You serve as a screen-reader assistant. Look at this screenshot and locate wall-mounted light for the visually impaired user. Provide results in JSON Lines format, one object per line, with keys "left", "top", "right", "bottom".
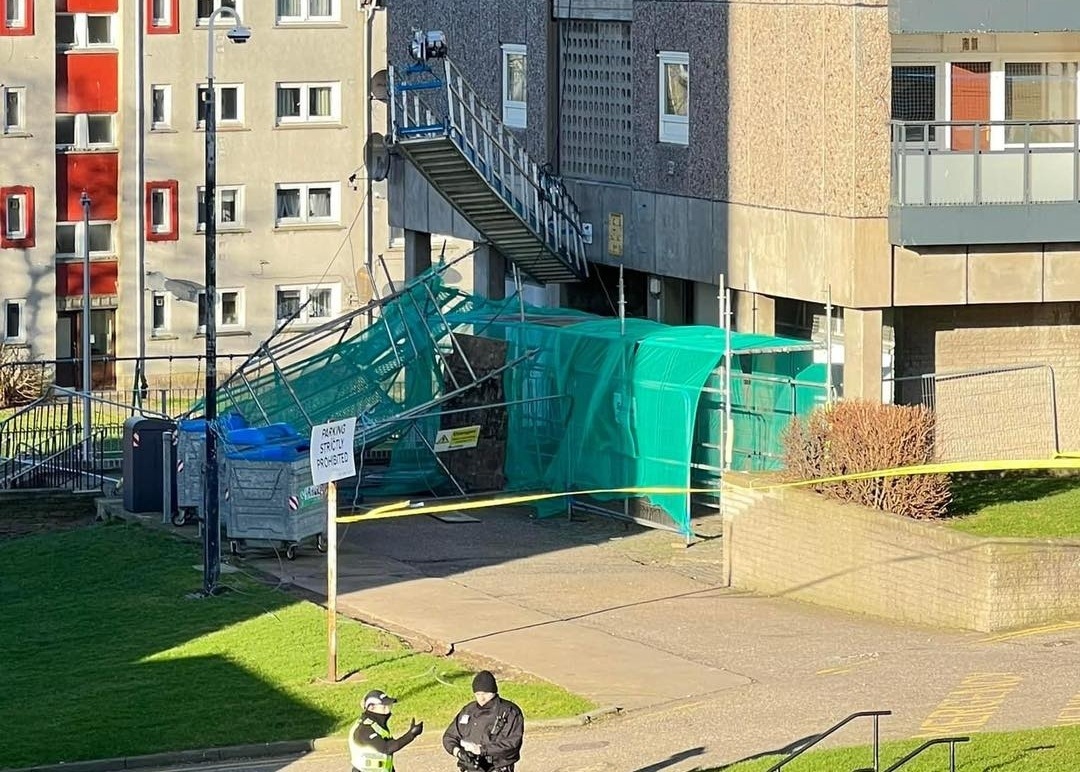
{"left": 648, "top": 276, "right": 662, "bottom": 298}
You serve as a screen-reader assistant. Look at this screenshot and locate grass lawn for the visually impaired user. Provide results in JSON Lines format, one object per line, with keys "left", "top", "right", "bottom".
{"left": 0, "top": 522, "right": 593, "bottom": 769}
{"left": 945, "top": 474, "right": 1080, "bottom": 538}
{"left": 718, "top": 725, "right": 1080, "bottom": 771}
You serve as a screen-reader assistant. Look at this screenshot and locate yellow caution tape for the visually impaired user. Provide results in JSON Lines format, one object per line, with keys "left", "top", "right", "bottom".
{"left": 336, "top": 453, "right": 1080, "bottom": 523}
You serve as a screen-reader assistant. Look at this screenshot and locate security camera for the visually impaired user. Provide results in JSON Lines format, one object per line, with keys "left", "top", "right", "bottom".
{"left": 226, "top": 25, "right": 252, "bottom": 44}
{"left": 409, "top": 29, "right": 448, "bottom": 62}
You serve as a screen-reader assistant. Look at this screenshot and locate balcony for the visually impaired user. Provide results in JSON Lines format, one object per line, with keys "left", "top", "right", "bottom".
{"left": 890, "top": 120, "right": 1080, "bottom": 247}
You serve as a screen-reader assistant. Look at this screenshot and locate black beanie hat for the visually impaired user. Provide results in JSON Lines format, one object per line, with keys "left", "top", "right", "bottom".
{"left": 472, "top": 670, "right": 498, "bottom": 693}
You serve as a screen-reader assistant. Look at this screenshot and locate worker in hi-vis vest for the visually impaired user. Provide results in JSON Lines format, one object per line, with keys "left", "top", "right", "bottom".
{"left": 348, "top": 690, "right": 424, "bottom": 771}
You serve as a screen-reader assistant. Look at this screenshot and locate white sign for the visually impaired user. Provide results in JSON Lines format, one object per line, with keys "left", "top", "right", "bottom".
{"left": 310, "top": 417, "right": 357, "bottom": 485}
{"left": 434, "top": 425, "right": 481, "bottom": 453}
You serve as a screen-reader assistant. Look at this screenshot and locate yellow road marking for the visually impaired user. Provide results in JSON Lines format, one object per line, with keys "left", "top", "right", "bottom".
{"left": 913, "top": 672, "right": 1022, "bottom": 738}
{"left": 982, "top": 620, "right": 1080, "bottom": 644}
{"left": 815, "top": 666, "right": 854, "bottom": 676}
{"left": 1057, "top": 693, "right": 1080, "bottom": 726}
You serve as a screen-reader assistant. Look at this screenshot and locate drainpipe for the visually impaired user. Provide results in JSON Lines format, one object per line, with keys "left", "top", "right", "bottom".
{"left": 134, "top": 0, "right": 147, "bottom": 396}
{"left": 364, "top": 2, "right": 376, "bottom": 326}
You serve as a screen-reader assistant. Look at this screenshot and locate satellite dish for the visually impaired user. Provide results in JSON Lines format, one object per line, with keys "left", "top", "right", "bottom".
{"left": 370, "top": 69, "right": 389, "bottom": 102}
{"left": 366, "top": 133, "right": 390, "bottom": 182}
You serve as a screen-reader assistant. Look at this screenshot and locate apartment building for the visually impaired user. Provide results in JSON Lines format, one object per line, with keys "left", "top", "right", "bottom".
{"left": 384, "top": 0, "right": 1080, "bottom": 446}
{"left": 0, "top": 0, "right": 411, "bottom": 390}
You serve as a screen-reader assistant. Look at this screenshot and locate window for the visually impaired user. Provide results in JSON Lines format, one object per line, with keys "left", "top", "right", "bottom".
{"left": 500, "top": 44, "right": 527, "bottom": 129}
{"left": 196, "top": 185, "right": 244, "bottom": 230}
{"left": 891, "top": 65, "right": 938, "bottom": 143}
{"left": 147, "top": 0, "right": 179, "bottom": 34}
{"left": 55, "top": 114, "right": 115, "bottom": 150}
{"left": 2, "top": 86, "right": 24, "bottom": 134}
{"left": 3, "top": 299, "right": 25, "bottom": 342}
{"left": 1005, "top": 62, "right": 1078, "bottom": 145}
{"left": 389, "top": 225, "right": 404, "bottom": 248}
{"left": 275, "top": 182, "right": 340, "bottom": 226}
{"left": 150, "top": 85, "right": 172, "bottom": 129}
{"left": 196, "top": 84, "right": 243, "bottom": 127}
{"left": 151, "top": 0, "right": 170, "bottom": 27}
{"left": 197, "top": 0, "right": 239, "bottom": 24}
{"left": 151, "top": 292, "right": 169, "bottom": 334}
{"left": 56, "top": 13, "right": 117, "bottom": 49}
{"left": 276, "top": 284, "right": 341, "bottom": 326}
{"left": 55, "top": 222, "right": 113, "bottom": 256}
{"left": 658, "top": 51, "right": 689, "bottom": 145}
{"left": 146, "top": 180, "right": 179, "bottom": 241}
{"left": 2, "top": 0, "right": 31, "bottom": 34}
{"left": 0, "top": 186, "right": 33, "bottom": 248}
{"left": 276, "top": 0, "right": 336, "bottom": 23}
{"left": 197, "top": 289, "right": 244, "bottom": 332}
{"left": 275, "top": 82, "right": 341, "bottom": 125}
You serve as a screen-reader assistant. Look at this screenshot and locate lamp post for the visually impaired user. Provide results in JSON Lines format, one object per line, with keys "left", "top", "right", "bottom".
{"left": 80, "top": 191, "right": 92, "bottom": 469}
{"left": 202, "top": 7, "right": 251, "bottom": 597}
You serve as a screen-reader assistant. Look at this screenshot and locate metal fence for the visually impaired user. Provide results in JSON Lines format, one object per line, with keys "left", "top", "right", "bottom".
{"left": 887, "top": 364, "right": 1059, "bottom": 462}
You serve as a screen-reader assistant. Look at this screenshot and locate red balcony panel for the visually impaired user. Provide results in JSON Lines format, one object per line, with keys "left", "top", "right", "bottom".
{"left": 56, "top": 259, "right": 118, "bottom": 297}
{"left": 56, "top": 52, "right": 119, "bottom": 114}
{"left": 56, "top": 0, "right": 119, "bottom": 12}
{"left": 56, "top": 153, "right": 119, "bottom": 221}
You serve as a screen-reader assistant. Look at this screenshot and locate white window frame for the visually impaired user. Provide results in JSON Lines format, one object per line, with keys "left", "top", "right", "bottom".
{"left": 3, "top": 298, "right": 26, "bottom": 343}
{"left": 892, "top": 51, "right": 1080, "bottom": 150}
{"left": 501, "top": 43, "right": 527, "bottom": 129}
{"left": 196, "top": 185, "right": 245, "bottom": 231}
{"left": 196, "top": 84, "right": 244, "bottom": 127}
{"left": 2, "top": 86, "right": 26, "bottom": 134}
{"left": 275, "top": 82, "right": 342, "bottom": 125}
{"left": 890, "top": 61, "right": 946, "bottom": 148}
{"left": 658, "top": 51, "right": 689, "bottom": 145}
{"left": 4, "top": 191, "right": 27, "bottom": 239}
{"left": 150, "top": 0, "right": 172, "bottom": 28}
{"left": 197, "top": 288, "right": 245, "bottom": 332}
{"left": 275, "top": 0, "right": 338, "bottom": 24}
{"left": 274, "top": 283, "right": 341, "bottom": 326}
{"left": 150, "top": 85, "right": 172, "bottom": 130}
{"left": 55, "top": 113, "right": 116, "bottom": 151}
{"left": 55, "top": 221, "right": 114, "bottom": 257}
{"left": 196, "top": 0, "right": 241, "bottom": 26}
{"left": 56, "top": 13, "right": 118, "bottom": 50}
{"left": 150, "top": 187, "right": 173, "bottom": 234}
{"left": 274, "top": 182, "right": 341, "bottom": 226}
{"left": 151, "top": 292, "right": 170, "bottom": 334}
{"left": 4, "top": 0, "right": 28, "bottom": 30}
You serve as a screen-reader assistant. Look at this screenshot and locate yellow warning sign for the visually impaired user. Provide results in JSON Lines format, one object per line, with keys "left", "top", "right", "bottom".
{"left": 434, "top": 425, "right": 481, "bottom": 452}
{"left": 608, "top": 212, "right": 624, "bottom": 257}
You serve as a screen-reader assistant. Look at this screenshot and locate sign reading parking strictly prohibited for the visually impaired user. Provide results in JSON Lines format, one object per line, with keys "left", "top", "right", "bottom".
{"left": 309, "top": 417, "right": 357, "bottom": 486}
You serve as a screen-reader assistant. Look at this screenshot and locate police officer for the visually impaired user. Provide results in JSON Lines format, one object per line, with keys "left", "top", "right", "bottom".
{"left": 442, "top": 671, "right": 524, "bottom": 772}
{"left": 348, "top": 689, "right": 424, "bottom": 771}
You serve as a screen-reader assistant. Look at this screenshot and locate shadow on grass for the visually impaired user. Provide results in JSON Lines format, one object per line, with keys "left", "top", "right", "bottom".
{"left": 0, "top": 522, "right": 338, "bottom": 769}
{"left": 947, "top": 472, "right": 1080, "bottom": 517}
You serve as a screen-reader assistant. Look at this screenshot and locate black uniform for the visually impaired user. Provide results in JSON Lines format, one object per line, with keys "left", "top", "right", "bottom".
{"left": 442, "top": 695, "right": 525, "bottom": 772}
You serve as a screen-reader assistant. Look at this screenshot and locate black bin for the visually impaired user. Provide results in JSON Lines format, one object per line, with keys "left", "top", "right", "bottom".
{"left": 122, "top": 416, "right": 178, "bottom": 514}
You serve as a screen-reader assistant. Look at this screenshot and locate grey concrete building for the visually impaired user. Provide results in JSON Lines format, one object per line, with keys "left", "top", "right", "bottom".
{"left": 384, "top": 0, "right": 1080, "bottom": 446}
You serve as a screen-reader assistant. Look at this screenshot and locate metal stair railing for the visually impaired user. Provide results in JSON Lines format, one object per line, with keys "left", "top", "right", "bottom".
{"left": 765, "top": 711, "right": 891, "bottom": 772}
{"left": 1, "top": 431, "right": 109, "bottom": 490}
{"left": 388, "top": 59, "right": 589, "bottom": 280}
{"left": 879, "top": 737, "right": 970, "bottom": 772}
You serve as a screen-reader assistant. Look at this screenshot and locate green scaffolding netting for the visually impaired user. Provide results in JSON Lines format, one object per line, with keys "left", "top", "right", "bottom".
{"left": 198, "top": 267, "right": 826, "bottom": 535}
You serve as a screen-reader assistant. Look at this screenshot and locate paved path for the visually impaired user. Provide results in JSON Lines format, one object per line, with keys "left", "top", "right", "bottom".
{"left": 145, "top": 507, "right": 1080, "bottom": 771}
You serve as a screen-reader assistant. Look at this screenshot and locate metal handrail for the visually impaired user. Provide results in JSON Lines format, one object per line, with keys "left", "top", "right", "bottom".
{"left": 765, "top": 711, "right": 891, "bottom": 772}
{"left": 881, "top": 737, "right": 969, "bottom": 772}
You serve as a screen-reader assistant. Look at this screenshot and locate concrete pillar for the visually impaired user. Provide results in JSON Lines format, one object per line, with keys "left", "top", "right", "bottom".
{"left": 473, "top": 244, "right": 506, "bottom": 300}
{"left": 733, "top": 290, "right": 775, "bottom": 335}
{"left": 404, "top": 229, "right": 432, "bottom": 280}
{"left": 843, "top": 308, "right": 884, "bottom": 401}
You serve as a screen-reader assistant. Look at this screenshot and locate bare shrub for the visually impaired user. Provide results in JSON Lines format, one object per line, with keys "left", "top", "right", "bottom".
{"left": 0, "top": 345, "right": 49, "bottom": 409}
{"left": 781, "top": 400, "right": 951, "bottom": 519}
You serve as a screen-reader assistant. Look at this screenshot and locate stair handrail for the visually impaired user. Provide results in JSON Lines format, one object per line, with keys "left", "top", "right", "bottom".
{"left": 764, "top": 710, "right": 892, "bottom": 772}
{"left": 881, "top": 737, "right": 969, "bottom": 772}
{"left": 2, "top": 430, "right": 108, "bottom": 490}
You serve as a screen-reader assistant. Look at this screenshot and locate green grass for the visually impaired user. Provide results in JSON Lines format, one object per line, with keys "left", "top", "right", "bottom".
{"left": 717, "top": 726, "right": 1080, "bottom": 771}
{"left": 0, "top": 523, "right": 593, "bottom": 769}
{"left": 945, "top": 474, "right": 1080, "bottom": 538}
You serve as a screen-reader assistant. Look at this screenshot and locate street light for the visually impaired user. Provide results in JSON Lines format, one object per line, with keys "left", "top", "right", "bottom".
{"left": 201, "top": 6, "right": 251, "bottom": 598}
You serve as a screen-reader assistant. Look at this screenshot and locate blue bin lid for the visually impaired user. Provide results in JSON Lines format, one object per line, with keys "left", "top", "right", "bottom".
{"left": 179, "top": 412, "right": 248, "bottom": 433}
{"left": 224, "top": 422, "right": 298, "bottom": 447}
{"left": 224, "top": 441, "right": 310, "bottom": 462}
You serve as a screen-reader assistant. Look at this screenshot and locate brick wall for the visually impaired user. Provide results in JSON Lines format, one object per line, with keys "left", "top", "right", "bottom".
{"left": 897, "top": 303, "right": 1080, "bottom": 455}
{"left": 724, "top": 475, "right": 1080, "bottom": 632}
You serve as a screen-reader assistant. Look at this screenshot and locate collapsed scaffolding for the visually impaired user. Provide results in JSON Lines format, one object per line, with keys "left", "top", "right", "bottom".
{"left": 188, "top": 257, "right": 826, "bottom": 537}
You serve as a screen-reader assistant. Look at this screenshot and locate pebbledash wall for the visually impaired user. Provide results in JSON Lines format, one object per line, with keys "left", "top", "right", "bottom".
{"left": 722, "top": 473, "right": 1080, "bottom": 632}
